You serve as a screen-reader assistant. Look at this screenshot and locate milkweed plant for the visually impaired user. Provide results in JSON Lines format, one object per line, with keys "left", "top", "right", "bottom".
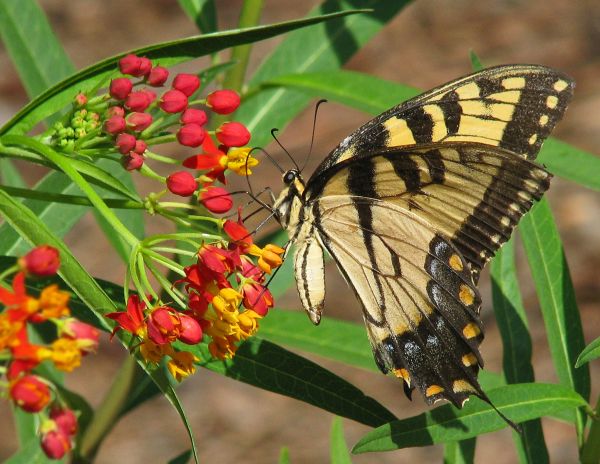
{"left": 0, "top": 2, "right": 598, "bottom": 463}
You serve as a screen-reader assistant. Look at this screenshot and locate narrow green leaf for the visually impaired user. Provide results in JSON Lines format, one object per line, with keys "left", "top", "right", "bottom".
{"left": 196, "top": 337, "right": 397, "bottom": 428}
{"left": 168, "top": 449, "right": 192, "bottom": 464}
{"left": 238, "top": 1, "right": 412, "bottom": 146}
{"left": 279, "top": 447, "right": 291, "bottom": 464}
{"left": 490, "top": 240, "right": 549, "bottom": 463}
{"left": 520, "top": 198, "right": 590, "bottom": 436}
{"left": 538, "top": 138, "right": 600, "bottom": 191}
{"left": 352, "top": 384, "right": 587, "bottom": 454}
{"left": 1, "top": 10, "right": 367, "bottom": 136}
{"left": 0, "top": 159, "right": 25, "bottom": 187}
{"left": 576, "top": 336, "right": 600, "bottom": 368}
{"left": 178, "top": 0, "right": 217, "bottom": 34}
{"left": 4, "top": 437, "right": 52, "bottom": 464}
{"left": 331, "top": 417, "right": 352, "bottom": 464}
{"left": 0, "top": 0, "right": 74, "bottom": 98}
{"left": 443, "top": 439, "right": 476, "bottom": 464}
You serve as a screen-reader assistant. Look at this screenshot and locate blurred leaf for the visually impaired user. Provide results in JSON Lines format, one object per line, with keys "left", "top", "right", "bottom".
{"left": 178, "top": 0, "right": 217, "bottom": 34}
{"left": 443, "top": 439, "right": 476, "bottom": 464}
{"left": 576, "top": 336, "right": 600, "bottom": 368}
{"left": 520, "top": 198, "right": 590, "bottom": 436}
{"left": 352, "top": 384, "right": 587, "bottom": 453}
{"left": 4, "top": 437, "right": 53, "bottom": 464}
{"left": 469, "top": 50, "right": 484, "bottom": 72}
{"left": 0, "top": 159, "right": 25, "bottom": 187}
{"left": 279, "top": 447, "right": 291, "bottom": 464}
{"left": 168, "top": 449, "right": 192, "bottom": 464}
{"left": 331, "top": 417, "right": 352, "bottom": 464}
{"left": 196, "top": 337, "right": 397, "bottom": 428}
{"left": 490, "top": 240, "right": 549, "bottom": 463}
{"left": 1, "top": 10, "right": 367, "bottom": 136}
{"left": 538, "top": 138, "right": 600, "bottom": 191}
{"left": 0, "top": 0, "right": 74, "bottom": 98}
{"left": 238, "top": 1, "right": 412, "bottom": 146}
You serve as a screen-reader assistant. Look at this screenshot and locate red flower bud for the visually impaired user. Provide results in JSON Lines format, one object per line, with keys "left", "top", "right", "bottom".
{"left": 138, "top": 57, "right": 152, "bottom": 77}
{"left": 200, "top": 186, "right": 233, "bottom": 214}
{"left": 20, "top": 245, "right": 60, "bottom": 277}
{"left": 147, "top": 306, "right": 181, "bottom": 345}
{"left": 133, "top": 139, "right": 147, "bottom": 155}
{"left": 122, "top": 153, "right": 145, "bottom": 171}
{"left": 180, "top": 108, "right": 207, "bottom": 126}
{"left": 75, "top": 93, "right": 87, "bottom": 106}
{"left": 178, "top": 313, "right": 203, "bottom": 344}
{"left": 119, "top": 54, "right": 142, "bottom": 75}
{"left": 159, "top": 89, "right": 188, "bottom": 113}
{"left": 115, "top": 133, "right": 137, "bottom": 154}
{"left": 126, "top": 112, "right": 153, "bottom": 132}
{"left": 50, "top": 406, "right": 78, "bottom": 436}
{"left": 166, "top": 171, "right": 198, "bottom": 197}
{"left": 147, "top": 66, "right": 169, "bottom": 86}
{"left": 125, "top": 90, "right": 154, "bottom": 112}
{"left": 41, "top": 427, "right": 71, "bottom": 460}
{"left": 107, "top": 106, "right": 125, "bottom": 118}
{"left": 104, "top": 115, "right": 126, "bottom": 134}
{"left": 61, "top": 319, "right": 100, "bottom": 354}
{"left": 206, "top": 90, "right": 241, "bottom": 114}
{"left": 10, "top": 375, "right": 51, "bottom": 412}
{"left": 172, "top": 73, "right": 200, "bottom": 97}
{"left": 216, "top": 122, "right": 251, "bottom": 147}
{"left": 176, "top": 123, "right": 206, "bottom": 147}
{"left": 109, "top": 77, "right": 133, "bottom": 100}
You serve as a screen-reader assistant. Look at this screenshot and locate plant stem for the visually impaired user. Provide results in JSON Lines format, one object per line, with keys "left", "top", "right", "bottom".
{"left": 76, "top": 356, "right": 138, "bottom": 462}
{"left": 581, "top": 395, "right": 600, "bottom": 463}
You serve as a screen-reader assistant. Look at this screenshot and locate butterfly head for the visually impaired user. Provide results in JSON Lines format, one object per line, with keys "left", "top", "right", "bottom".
{"left": 273, "top": 169, "right": 306, "bottom": 230}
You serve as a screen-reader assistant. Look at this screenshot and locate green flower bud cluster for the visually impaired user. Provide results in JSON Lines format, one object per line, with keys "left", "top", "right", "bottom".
{"left": 50, "top": 108, "right": 100, "bottom": 153}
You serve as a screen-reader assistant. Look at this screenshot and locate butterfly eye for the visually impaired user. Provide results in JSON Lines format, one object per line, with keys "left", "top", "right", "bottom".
{"left": 283, "top": 170, "right": 297, "bottom": 185}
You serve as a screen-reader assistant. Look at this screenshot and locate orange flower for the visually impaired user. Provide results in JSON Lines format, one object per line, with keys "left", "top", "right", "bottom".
{"left": 35, "top": 285, "right": 70, "bottom": 321}
{"left": 167, "top": 350, "right": 199, "bottom": 382}
{"left": 139, "top": 338, "right": 172, "bottom": 364}
{"left": 105, "top": 294, "right": 147, "bottom": 338}
{"left": 247, "top": 243, "right": 285, "bottom": 274}
{"left": 50, "top": 337, "right": 82, "bottom": 372}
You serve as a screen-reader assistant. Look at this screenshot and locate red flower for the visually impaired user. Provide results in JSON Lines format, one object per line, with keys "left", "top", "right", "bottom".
{"left": 115, "top": 133, "right": 137, "bottom": 154}
{"left": 126, "top": 112, "right": 153, "bottom": 132}
{"left": 223, "top": 219, "right": 253, "bottom": 247}
{"left": 181, "top": 108, "right": 207, "bottom": 126}
{"left": 183, "top": 136, "right": 227, "bottom": 183}
{"left": 167, "top": 171, "right": 198, "bottom": 197}
{"left": 125, "top": 90, "right": 155, "bottom": 112}
{"left": 133, "top": 139, "right": 147, "bottom": 155}
{"left": 177, "top": 123, "right": 206, "bottom": 147}
{"left": 241, "top": 281, "right": 273, "bottom": 316}
{"left": 107, "top": 106, "right": 124, "bottom": 118}
{"left": 172, "top": 73, "right": 200, "bottom": 97}
{"left": 109, "top": 78, "right": 133, "bottom": 100}
{"left": 41, "top": 427, "right": 71, "bottom": 460}
{"left": 19, "top": 245, "right": 60, "bottom": 277}
{"left": 138, "top": 57, "right": 152, "bottom": 77}
{"left": 75, "top": 93, "right": 87, "bottom": 106}
{"left": 104, "top": 115, "right": 126, "bottom": 134}
{"left": 177, "top": 313, "right": 203, "bottom": 344}
{"left": 216, "top": 122, "right": 250, "bottom": 147}
{"left": 147, "top": 66, "right": 169, "bottom": 86}
{"left": 10, "top": 375, "right": 51, "bottom": 412}
{"left": 200, "top": 186, "right": 233, "bottom": 214}
{"left": 50, "top": 406, "right": 78, "bottom": 436}
{"left": 60, "top": 318, "right": 100, "bottom": 354}
{"left": 122, "top": 153, "right": 145, "bottom": 171}
{"left": 119, "top": 54, "right": 142, "bottom": 75}
{"left": 206, "top": 90, "right": 240, "bottom": 114}
{"left": 105, "top": 294, "right": 146, "bottom": 338}
{"left": 146, "top": 306, "right": 181, "bottom": 345}
{"left": 7, "top": 328, "right": 48, "bottom": 379}
{"left": 160, "top": 89, "right": 188, "bottom": 113}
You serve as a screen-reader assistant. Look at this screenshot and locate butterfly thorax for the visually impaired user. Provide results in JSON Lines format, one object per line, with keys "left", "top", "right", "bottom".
{"left": 273, "top": 169, "right": 307, "bottom": 233}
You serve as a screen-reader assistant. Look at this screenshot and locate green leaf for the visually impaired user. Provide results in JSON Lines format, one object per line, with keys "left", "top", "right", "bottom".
{"left": 279, "top": 447, "right": 291, "bottom": 464}
{"left": 490, "top": 239, "right": 549, "bottom": 463}
{"left": 331, "top": 417, "right": 352, "bottom": 464}
{"left": 4, "top": 437, "right": 53, "bottom": 464}
{"left": 352, "top": 383, "right": 587, "bottom": 454}
{"left": 538, "top": 138, "right": 600, "bottom": 191}
{"left": 0, "top": 0, "right": 74, "bottom": 98}
{"left": 196, "top": 337, "right": 397, "bottom": 428}
{"left": 0, "top": 159, "right": 25, "bottom": 187}
{"left": 1, "top": 10, "right": 367, "bottom": 136}
{"left": 519, "top": 198, "right": 590, "bottom": 436}
{"left": 178, "top": 0, "right": 217, "bottom": 34}
{"left": 443, "top": 439, "right": 476, "bottom": 464}
{"left": 168, "top": 449, "right": 192, "bottom": 464}
{"left": 238, "top": 1, "right": 412, "bottom": 146}
{"left": 576, "top": 336, "right": 600, "bottom": 368}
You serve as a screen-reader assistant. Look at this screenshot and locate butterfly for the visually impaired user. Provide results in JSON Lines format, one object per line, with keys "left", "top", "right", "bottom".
{"left": 270, "top": 65, "right": 573, "bottom": 421}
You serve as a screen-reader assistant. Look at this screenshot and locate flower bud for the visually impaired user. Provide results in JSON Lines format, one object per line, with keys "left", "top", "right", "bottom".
{"left": 200, "top": 186, "right": 233, "bottom": 214}
{"left": 180, "top": 108, "right": 207, "bottom": 126}
{"left": 107, "top": 106, "right": 125, "bottom": 118}
{"left": 147, "top": 66, "right": 169, "bottom": 86}
{"left": 109, "top": 77, "right": 133, "bottom": 100}
{"left": 119, "top": 54, "right": 142, "bottom": 75}
{"left": 41, "top": 426, "right": 71, "bottom": 460}
{"left": 10, "top": 375, "right": 51, "bottom": 412}
{"left": 60, "top": 318, "right": 100, "bottom": 354}
{"left": 147, "top": 306, "right": 181, "bottom": 345}
{"left": 177, "top": 313, "right": 203, "bottom": 345}
{"left": 176, "top": 123, "right": 206, "bottom": 147}
{"left": 20, "top": 245, "right": 60, "bottom": 277}
{"left": 104, "top": 115, "right": 126, "bottom": 134}
{"left": 122, "top": 153, "right": 145, "bottom": 171}
{"left": 126, "top": 112, "right": 153, "bottom": 132}
{"left": 75, "top": 93, "right": 87, "bottom": 106}
{"left": 125, "top": 90, "right": 154, "bottom": 112}
{"left": 167, "top": 171, "right": 198, "bottom": 197}
{"left": 137, "top": 57, "right": 152, "bottom": 77}
{"left": 133, "top": 139, "right": 147, "bottom": 155}
{"left": 206, "top": 90, "right": 240, "bottom": 114}
{"left": 159, "top": 89, "right": 188, "bottom": 113}
{"left": 216, "top": 122, "right": 251, "bottom": 147}
{"left": 172, "top": 73, "right": 200, "bottom": 97}
{"left": 50, "top": 406, "right": 78, "bottom": 436}
{"left": 115, "top": 133, "right": 137, "bottom": 154}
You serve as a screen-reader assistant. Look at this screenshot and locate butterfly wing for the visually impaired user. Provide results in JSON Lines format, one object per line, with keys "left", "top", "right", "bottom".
{"left": 312, "top": 64, "right": 573, "bottom": 180}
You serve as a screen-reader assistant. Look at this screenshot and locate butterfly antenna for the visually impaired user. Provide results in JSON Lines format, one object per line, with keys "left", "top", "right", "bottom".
{"left": 301, "top": 99, "right": 327, "bottom": 172}
{"left": 250, "top": 146, "right": 285, "bottom": 174}
{"left": 271, "top": 128, "right": 300, "bottom": 172}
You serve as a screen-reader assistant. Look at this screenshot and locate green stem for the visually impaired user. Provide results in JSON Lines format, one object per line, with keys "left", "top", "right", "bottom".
{"left": 581, "top": 396, "right": 600, "bottom": 463}
{"left": 76, "top": 356, "right": 137, "bottom": 462}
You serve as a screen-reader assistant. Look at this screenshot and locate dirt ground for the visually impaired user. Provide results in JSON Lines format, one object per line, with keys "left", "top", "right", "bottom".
{"left": 1, "top": 0, "right": 599, "bottom": 463}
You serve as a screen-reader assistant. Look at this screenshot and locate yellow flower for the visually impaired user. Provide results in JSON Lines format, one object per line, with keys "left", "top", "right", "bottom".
{"left": 139, "top": 338, "right": 172, "bottom": 364}
{"left": 38, "top": 285, "right": 70, "bottom": 319}
{"left": 0, "top": 314, "right": 23, "bottom": 350}
{"left": 226, "top": 147, "right": 259, "bottom": 176}
{"left": 50, "top": 337, "right": 82, "bottom": 372}
{"left": 211, "top": 287, "right": 242, "bottom": 316}
{"left": 248, "top": 243, "right": 285, "bottom": 274}
{"left": 208, "top": 336, "right": 237, "bottom": 360}
{"left": 238, "top": 309, "right": 262, "bottom": 339}
{"left": 167, "top": 350, "right": 199, "bottom": 382}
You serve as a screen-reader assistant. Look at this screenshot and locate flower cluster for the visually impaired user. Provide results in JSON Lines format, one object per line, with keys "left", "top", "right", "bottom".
{"left": 1, "top": 246, "right": 100, "bottom": 460}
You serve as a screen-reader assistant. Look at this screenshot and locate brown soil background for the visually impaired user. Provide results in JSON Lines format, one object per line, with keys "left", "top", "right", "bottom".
{"left": 1, "top": 1, "right": 599, "bottom": 463}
